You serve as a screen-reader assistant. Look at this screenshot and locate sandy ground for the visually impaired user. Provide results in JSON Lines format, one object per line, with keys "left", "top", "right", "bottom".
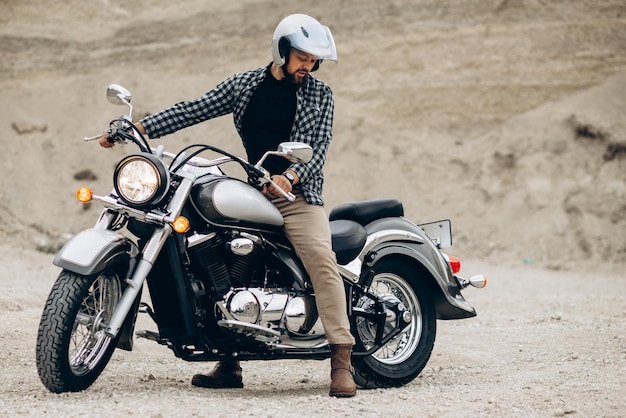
{"left": 1, "top": 0, "right": 626, "bottom": 416}
{"left": 2, "top": 251, "right": 624, "bottom": 417}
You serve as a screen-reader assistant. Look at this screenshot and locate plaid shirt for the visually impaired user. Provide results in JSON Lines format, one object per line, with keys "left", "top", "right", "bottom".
{"left": 140, "top": 66, "right": 335, "bottom": 206}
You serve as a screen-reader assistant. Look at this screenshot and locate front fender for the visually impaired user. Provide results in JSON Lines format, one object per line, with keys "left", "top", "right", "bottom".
{"left": 53, "top": 228, "right": 138, "bottom": 276}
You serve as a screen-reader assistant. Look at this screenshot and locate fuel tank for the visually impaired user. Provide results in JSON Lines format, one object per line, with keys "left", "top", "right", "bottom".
{"left": 190, "top": 176, "right": 284, "bottom": 230}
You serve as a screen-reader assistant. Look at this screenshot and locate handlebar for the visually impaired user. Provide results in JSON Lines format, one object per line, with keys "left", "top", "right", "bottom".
{"left": 253, "top": 167, "right": 295, "bottom": 202}
{"left": 84, "top": 117, "right": 151, "bottom": 152}
{"left": 269, "top": 178, "right": 296, "bottom": 202}
{"left": 86, "top": 115, "right": 298, "bottom": 202}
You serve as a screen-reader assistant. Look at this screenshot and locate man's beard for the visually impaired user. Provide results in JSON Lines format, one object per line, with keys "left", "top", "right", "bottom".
{"left": 282, "top": 66, "right": 307, "bottom": 85}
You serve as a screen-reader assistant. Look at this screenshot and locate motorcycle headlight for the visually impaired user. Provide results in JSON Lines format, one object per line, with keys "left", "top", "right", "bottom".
{"left": 113, "top": 153, "right": 169, "bottom": 207}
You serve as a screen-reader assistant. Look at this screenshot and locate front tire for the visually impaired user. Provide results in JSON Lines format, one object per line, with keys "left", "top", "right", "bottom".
{"left": 36, "top": 269, "right": 123, "bottom": 393}
{"left": 352, "top": 259, "right": 436, "bottom": 388}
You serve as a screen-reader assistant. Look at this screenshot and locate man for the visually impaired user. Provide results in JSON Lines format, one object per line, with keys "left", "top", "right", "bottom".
{"left": 99, "top": 14, "right": 356, "bottom": 398}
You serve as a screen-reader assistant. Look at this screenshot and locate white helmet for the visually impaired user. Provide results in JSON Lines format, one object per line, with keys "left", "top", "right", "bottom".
{"left": 271, "top": 14, "right": 337, "bottom": 71}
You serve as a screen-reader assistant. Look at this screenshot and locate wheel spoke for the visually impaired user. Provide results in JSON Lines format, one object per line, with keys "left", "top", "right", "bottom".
{"left": 357, "top": 273, "right": 422, "bottom": 365}
{"left": 68, "top": 272, "right": 121, "bottom": 376}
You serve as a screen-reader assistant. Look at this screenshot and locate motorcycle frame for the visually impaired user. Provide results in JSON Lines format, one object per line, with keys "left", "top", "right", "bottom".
{"left": 55, "top": 208, "right": 474, "bottom": 363}
{"left": 53, "top": 159, "right": 475, "bottom": 363}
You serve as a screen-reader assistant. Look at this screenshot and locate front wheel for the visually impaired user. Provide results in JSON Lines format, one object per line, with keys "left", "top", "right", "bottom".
{"left": 352, "top": 259, "right": 436, "bottom": 388}
{"left": 36, "top": 269, "right": 123, "bottom": 393}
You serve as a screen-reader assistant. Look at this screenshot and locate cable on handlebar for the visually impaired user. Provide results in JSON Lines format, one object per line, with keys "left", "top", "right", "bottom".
{"left": 128, "top": 121, "right": 152, "bottom": 154}
{"left": 170, "top": 144, "right": 265, "bottom": 180}
{"left": 109, "top": 118, "right": 152, "bottom": 153}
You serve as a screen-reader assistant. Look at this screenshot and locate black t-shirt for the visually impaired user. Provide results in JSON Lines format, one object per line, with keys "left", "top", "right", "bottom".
{"left": 241, "top": 67, "right": 298, "bottom": 175}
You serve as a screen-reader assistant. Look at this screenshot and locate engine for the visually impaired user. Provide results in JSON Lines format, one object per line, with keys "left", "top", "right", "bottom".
{"left": 186, "top": 230, "right": 325, "bottom": 344}
{"left": 215, "top": 288, "right": 325, "bottom": 344}
{"left": 186, "top": 231, "right": 264, "bottom": 298}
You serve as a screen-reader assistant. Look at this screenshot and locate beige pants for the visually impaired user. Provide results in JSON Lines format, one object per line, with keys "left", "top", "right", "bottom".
{"left": 272, "top": 193, "right": 355, "bottom": 346}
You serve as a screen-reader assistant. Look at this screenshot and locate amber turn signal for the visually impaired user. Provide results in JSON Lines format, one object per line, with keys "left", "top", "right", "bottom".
{"left": 172, "top": 216, "right": 190, "bottom": 233}
{"left": 469, "top": 274, "right": 487, "bottom": 288}
{"left": 76, "top": 187, "right": 93, "bottom": 203}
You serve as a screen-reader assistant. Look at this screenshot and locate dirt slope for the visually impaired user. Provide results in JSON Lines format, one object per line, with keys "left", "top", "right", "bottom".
{"left": 1, "top": 0, "right": 626, "bottom": 269}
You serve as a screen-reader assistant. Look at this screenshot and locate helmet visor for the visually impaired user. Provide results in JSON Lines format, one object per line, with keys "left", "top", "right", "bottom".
{"left": 286, "top": 24, "right": 337, "bottom": 61}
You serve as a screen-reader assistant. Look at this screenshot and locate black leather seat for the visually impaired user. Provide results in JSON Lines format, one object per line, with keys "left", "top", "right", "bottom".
{"left": 329, "top": 199, "right": 404, "bottom": 226}
{"left": 330, "top": 219, "right": 367, "bottom": 265}
{"left": 329, "top": 199, "right": 404, "bottom": 265}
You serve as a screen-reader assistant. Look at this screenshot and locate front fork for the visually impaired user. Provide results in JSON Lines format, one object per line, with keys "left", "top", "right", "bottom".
{"left": 103, "top": 173, "right": 195, "bottom": 338}
{"left": 104, "top": 224, "right": 172, "bottom": 338}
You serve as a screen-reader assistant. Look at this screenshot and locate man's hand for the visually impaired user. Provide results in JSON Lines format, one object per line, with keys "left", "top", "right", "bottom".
{"left": 265, "top": 174, "right": 293, "bottom": 197}
{"left": 98, "top": 122, "right": 146, "bottom": 148}
{"left": 99, "top": 134, "right": 114, "bottom": 148}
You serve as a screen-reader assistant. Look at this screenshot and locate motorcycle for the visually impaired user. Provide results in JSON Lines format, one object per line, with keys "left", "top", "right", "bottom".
{"left": 35, "top": 84, "right": 486, "bottom": 393}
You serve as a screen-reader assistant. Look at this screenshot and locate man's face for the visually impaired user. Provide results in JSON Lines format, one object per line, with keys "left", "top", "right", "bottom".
{"left": 284, "top": 49, "right": 318, "bottom": 84}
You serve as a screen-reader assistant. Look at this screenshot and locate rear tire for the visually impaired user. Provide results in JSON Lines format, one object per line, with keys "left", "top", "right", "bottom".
{"left": 352, "top": 259, "right": 436, "bottom": 388}
{"left": 36, "top": 269, "right": 123, "bottom": 393}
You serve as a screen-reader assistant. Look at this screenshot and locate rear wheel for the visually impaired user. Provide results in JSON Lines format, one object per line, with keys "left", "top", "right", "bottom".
{"left": 36, "top": 269, "right": 123, "bottom": 393}
{"left": 352, "top": 259, "right": 436, "bottom": 388}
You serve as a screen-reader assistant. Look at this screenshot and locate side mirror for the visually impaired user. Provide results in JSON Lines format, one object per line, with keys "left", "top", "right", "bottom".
{"left": 106, "top": 84, "right": 132, "bottom": 106}
{"left": 278, "top": 142, "right": 313, "bottom": 164}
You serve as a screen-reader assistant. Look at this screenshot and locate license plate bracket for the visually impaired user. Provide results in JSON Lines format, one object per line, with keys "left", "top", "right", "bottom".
{"left": 418, "top": 219, "right": 452, "bottom": 249}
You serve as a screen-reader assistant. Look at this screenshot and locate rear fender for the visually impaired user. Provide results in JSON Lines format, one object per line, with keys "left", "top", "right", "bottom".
{"left": 53, "top": 228, "right": 138, "bottom": 276}
{"left": 362, "top": 242, "right": 476, "bottom": 319}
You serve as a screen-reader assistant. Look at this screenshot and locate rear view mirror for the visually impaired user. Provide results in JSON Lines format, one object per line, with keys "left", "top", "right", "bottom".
{"left": 278, "top": 142, "right": 313, "bottom": 164}
{"left": 106, "top": 84, "right": 132, "bottom": 106}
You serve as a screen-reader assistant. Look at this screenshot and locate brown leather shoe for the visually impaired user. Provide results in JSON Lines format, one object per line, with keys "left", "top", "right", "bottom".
{"left": 191, "top": 361, "right": 243, "bottom": 389}
{"left": 329, "top": 344, "right": 357, "bottom": 397}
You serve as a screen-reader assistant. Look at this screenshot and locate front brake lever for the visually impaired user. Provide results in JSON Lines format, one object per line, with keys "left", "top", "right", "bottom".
{"left": 84, "top": 134, "right": 102, "bottom": 141}
{"left": 268, "top": 178, "right": 295, "bottom": 202}
{"left": 283, "top": 190, "right": 296, "bottom": 202}
{"left": 250, "top": 163, "right": 295, "bottom": 202}
{"left": 84, "top": 128, "right": 112, "bottom": 142}
{"left": 256, "top": 171, "right": 295, "bottom": 202}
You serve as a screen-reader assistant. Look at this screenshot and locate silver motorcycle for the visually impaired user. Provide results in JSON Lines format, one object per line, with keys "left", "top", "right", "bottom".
{"left": 35, "top": 84, "right": 486, "bottom": 393}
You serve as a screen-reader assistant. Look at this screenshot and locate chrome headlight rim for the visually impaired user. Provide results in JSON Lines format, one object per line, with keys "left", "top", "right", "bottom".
{"left": 113, "top": 153, "right": 169, "bottom": 208}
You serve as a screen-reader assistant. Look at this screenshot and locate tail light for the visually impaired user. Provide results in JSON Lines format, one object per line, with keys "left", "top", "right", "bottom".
{"left": 447, "top": 255, "right": 461, "bottom": 274}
